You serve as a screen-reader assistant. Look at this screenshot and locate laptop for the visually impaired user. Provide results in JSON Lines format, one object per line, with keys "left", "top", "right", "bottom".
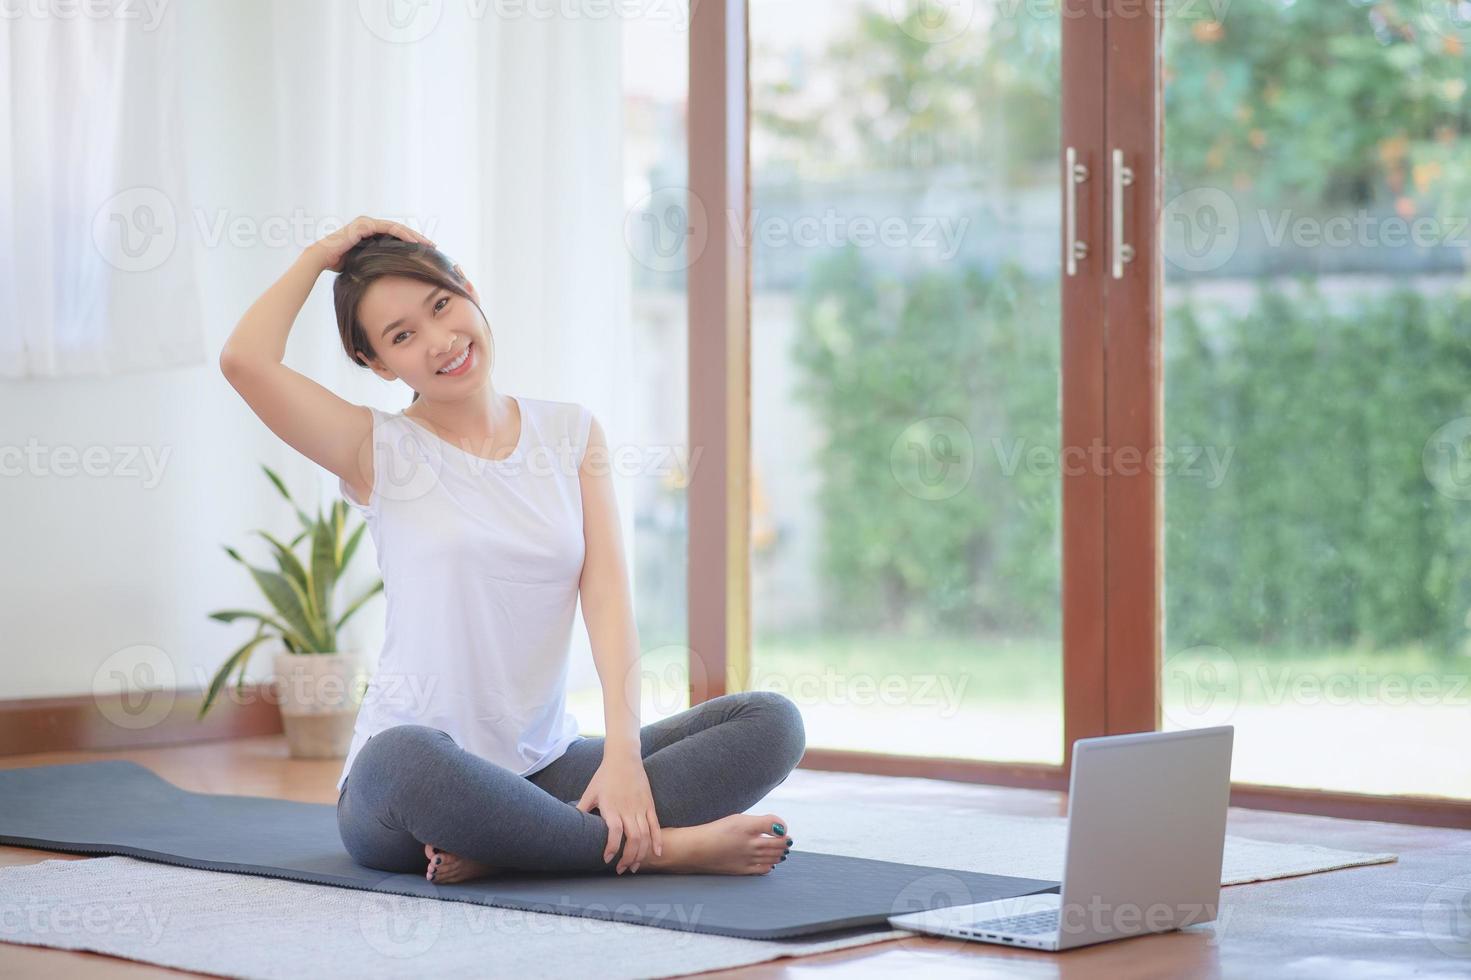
{"left": 887, "top": 725, "right": 1234, "bottom": 951}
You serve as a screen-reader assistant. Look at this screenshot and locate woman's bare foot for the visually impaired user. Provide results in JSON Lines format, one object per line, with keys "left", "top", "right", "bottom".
{"left": 423, "top": 841, "right": 504, "bottom": 884}
{"left": 634, "top": 813, "right": 793, "bottom": 876}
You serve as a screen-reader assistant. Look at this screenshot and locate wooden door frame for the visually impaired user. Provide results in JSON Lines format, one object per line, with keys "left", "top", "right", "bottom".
{"left": 687, "top": 0, "right": 1471, "bottom": 829}
{"left": 688, "top": 0, "right": 751, "bottom": 705}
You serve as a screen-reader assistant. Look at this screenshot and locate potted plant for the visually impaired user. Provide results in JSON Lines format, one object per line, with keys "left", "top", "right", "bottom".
{"left": 202, "top": 464, "right": 383, "bottom": 758}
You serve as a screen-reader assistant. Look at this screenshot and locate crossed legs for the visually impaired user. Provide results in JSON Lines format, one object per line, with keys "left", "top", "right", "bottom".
{"left": 336, "top": 690, "right": 806, "bottom": 879}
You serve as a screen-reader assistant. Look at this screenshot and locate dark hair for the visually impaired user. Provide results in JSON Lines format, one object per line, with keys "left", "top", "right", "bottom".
{"left": 332, "top": 234, "right": 493, "bottom": 404}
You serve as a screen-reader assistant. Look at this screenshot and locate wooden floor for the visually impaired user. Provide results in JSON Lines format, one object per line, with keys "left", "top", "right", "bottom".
{"left": 1, "top": 736, "right": 1467, "bottom": 978}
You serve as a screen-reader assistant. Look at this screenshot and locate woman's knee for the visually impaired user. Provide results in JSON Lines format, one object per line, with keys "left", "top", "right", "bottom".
{"left": 741, "top": 690, "right": 806, "bottom": 771}
{"left": 356, "top": 725, "right": 455, "bottom": 801}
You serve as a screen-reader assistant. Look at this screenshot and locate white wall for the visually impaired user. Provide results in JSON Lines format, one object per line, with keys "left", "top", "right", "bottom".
{"left": 1, "top": 2, "right": 633, "bottom": 706}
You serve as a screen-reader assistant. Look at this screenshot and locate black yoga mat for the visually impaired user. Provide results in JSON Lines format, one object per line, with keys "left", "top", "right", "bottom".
{"left": 0, "top": 759, "right": 1060, "bottom": 940}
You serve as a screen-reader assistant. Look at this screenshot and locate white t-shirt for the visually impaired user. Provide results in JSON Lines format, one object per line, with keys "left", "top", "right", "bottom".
{"left": 335, "top": 395, "right": 592, "bottom": 792}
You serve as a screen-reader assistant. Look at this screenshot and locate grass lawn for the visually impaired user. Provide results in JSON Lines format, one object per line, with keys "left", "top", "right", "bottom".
{"left": 567, "top": 632, "right": 1470, "bottom": 798}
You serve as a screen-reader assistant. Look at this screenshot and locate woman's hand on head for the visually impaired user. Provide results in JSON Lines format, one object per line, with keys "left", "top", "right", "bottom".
{"left": 306, "top": 215, "right": 437, "bottom": 274}
{"left": 575, "top": 753, "right": 664, "bottom": 874}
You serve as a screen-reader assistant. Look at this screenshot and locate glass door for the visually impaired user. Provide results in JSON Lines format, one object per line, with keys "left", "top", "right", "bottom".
{"left": 1159, "top": 1, "right": 1471, "bottom": 798}
{"left": 746, "top": 0, "right": 1091, "bottom": 766}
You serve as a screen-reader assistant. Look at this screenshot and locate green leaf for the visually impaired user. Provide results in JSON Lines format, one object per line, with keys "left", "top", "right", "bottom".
{"left": 260, "top": 464, "right": 313, "bottom": 529}
{"left": 244, "top": 563, "right": 326, "bottom": 651}
{"left": 310, "top": 507, "right": 337, "bottom": 635}
{"left": 335, "top": 580, "right": 385, "bottom": 631}
{"left": 206, "top": 610, "right": 314, "bottom": 652}
{"left": 339, "top": 521, "right": 368, "bottom": 575}
{"left": 255, "top": 530, "right": 314, "bottom": 617}
{"left": 198, "top": 626, "right": 271, "bottom": 720}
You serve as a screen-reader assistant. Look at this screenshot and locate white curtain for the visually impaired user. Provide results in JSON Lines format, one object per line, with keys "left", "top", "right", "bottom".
{"left": 198, "top": 1, "right": 632, "bottom": 682}
{"left": 0, "top": 3, "right": 639, "bottom": 709}
{"left": 0, "top": 10, "right": 206, "bottom": 378}
{"left": 2, "top": 3, "right": 632, "bottom": 412}
{"left": 244, "top": 2, "right": 635, "bottom": 678}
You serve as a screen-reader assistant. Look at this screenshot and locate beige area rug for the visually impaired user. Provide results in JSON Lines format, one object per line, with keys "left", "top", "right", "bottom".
{"left": 0, "top": 775, "right": 1398, "bottom": 979}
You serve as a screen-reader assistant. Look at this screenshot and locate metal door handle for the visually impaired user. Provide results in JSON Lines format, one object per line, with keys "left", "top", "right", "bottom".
{"left": 1111, "top": 147, "right": 1135, "bottom": 279}
{"left": 1065, "top": 146, "right": 1089, "bottom": 276}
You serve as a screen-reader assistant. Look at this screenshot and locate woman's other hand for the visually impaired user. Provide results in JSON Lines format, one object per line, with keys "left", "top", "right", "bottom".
{"left": 575, "top": 753, "right": 664, "bottom": 874}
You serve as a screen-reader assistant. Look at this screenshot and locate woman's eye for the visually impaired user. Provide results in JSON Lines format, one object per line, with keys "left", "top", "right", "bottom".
{"left": 434, "top": 296, "right": 450, "bottom": 314}
{"left": 392, "top": 331, "right": 409, "bottom": 344}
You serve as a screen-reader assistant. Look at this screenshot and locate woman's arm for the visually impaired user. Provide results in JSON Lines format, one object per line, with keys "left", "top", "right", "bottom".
{"left": 577, "top": 414, "right": 644, "bottom": 760}
{"left": 218, "top": 217, "right": 433, "bottom": 497}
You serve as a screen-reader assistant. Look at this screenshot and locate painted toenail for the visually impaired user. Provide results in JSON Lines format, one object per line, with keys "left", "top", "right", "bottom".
{"left": 786, "top": 838, "right": 793, "bottom": 846}
{"left": 779, "top": 855, "right": 786, "bottom": 862}
{"left": 435, "top": 856, "right": 442, "bottom": 864}
{"left": 772, "top": 823, "right": 785, "bottom": 834}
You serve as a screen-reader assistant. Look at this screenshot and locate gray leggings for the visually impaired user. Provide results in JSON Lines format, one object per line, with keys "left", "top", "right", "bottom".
{"left": 336, "top": 690, "right": 806, "bottom": 876}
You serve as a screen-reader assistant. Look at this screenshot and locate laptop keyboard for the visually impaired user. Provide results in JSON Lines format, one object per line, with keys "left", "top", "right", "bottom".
{"left": 968, "top": 908, "right": 1060, "bottom": 936}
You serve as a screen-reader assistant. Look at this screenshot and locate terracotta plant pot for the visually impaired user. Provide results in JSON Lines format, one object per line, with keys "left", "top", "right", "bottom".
{"left": 272, "top": 650, "right": 366, "bottom": 758}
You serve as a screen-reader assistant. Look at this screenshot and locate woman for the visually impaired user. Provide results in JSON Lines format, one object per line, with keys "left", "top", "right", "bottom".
{"left": 220, "top": 216, "right": 805, "bottom": 884}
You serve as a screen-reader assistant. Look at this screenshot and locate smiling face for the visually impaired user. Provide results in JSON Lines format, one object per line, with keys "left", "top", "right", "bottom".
{"left": 357, "top": 273, "right": 490, "bottom": 398}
